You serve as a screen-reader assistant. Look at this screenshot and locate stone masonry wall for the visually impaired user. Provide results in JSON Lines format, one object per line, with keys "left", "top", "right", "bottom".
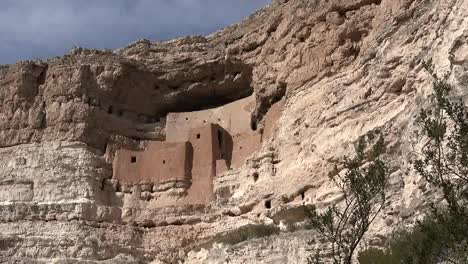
{"left": 112, "top": 96, "right": 284, "bottom": 205}
{"left": 165, "top": 95, "right": 256, "bottom": 142}
{"left": 113, "top": 141, "right": 191, "bottom": 185}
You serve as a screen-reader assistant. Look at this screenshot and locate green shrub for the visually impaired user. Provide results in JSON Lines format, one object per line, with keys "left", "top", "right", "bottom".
{"left": 358, "top": 248, "right": 394, "bottom": 264}
{"left": 305, "top": 131, "right": 388, "bottom": 264}
{"left": 286, "top": 222, "right": 299, "bottom": 232}
{"left": 214, "top": 224, "right": 280, "bottom": 245}
{"left": 358, "top": 209, "right": 468, "bottom": 264}
{"left": 371, "top": 59, "right": 468, "bottom": 263}
{"left": 413, "top": 59, "right": 468, "bottom": 214}
{"left": 357, "top": 59, "right": 468, "bottom": 263}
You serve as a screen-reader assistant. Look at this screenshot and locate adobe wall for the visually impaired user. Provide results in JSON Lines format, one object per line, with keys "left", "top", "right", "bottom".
{"left": 262, "top": 99, "right": 285, "bottom": 141}
{"left": 210, "top": 99, "right": 284, "bottom": 171}
{"left": 113, "top": 141, "right": 191, "bottom": 185}
{"left": 231, "top": 131, "right": 262, "bottom": 168}
{"left": 186, "top": 123, "right": 223, "bottom": 204}
{"left": 165, "top": 95, "right": 256, "bottom": 142}
{"left": 216, "top": 160, "right": 229, "bottom": 176}
{"left": 111, "top": 96, "right": 284, "bottom": 206}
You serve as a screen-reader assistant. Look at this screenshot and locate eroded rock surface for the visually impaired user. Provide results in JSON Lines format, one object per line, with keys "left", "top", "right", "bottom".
{"left": 2, "top": 0, "right": 468, "bottom": 263}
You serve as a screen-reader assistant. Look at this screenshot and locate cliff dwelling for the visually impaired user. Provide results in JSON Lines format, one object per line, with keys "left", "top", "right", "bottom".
{"left": 112, "top": 95, "right": 284, "bottom": 205}
{"left": 2, "top": 1, "right": 466, "bottom": 262}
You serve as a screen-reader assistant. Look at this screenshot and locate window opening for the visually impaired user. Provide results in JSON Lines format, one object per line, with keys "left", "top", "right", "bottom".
{"left": 218, "top": 129, "right": 224, "bottom": 158}
{"left": 251, "top": 120, "right": 258, "bottom": 131}
{"left": 217, "top": 130, "right": 223, "bottom": 147}
{"left": 253, "top": 172, "right": 259, "bottom": 182}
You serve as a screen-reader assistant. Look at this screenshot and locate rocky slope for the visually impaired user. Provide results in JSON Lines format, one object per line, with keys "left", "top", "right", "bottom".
{"left": 1, "top": 0, "right": 468, "bottom": 263}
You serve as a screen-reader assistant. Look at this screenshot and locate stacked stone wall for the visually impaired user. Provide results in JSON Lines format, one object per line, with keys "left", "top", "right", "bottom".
{"left": 112, "top": 95, "right": 284, "bottom": 205}
{"left": 113, "top": 141, "right": 191, "bottom": 184}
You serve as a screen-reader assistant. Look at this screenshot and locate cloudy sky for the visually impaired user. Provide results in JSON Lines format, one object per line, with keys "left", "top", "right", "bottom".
{"left": 0, "top": 0, "right": 271, "bottom": 64}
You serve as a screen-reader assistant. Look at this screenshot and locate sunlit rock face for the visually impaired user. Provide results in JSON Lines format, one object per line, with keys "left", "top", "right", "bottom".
{"left": 1, "top": 0, "right": 468, "bottom": 263}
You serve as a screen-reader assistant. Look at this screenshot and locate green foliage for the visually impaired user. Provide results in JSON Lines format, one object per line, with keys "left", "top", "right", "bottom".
{"left": 286, "top": 222, "right": 299, "bottom": 232}
{"left": 358, "top": 209, "right": 468, "bottom": 264}
{"left": 413, "top": 62, "right": 468, "bottom": 213}
{"left": 213, "top": 224, "right": 280, "bottom": 245}
{"left": 395, "top": 209, "right": 468, "bottom": 263}
{"left": 305, "top": 131, "right": 388, "bottom": 264}
{"left": 357, "top": 60, "right": 468, "bottom": 263}
{"left": 357, "top": 248, "right": 395, "bottom": 264}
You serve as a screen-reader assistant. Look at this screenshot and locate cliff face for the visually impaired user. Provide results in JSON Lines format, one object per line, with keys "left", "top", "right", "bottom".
{"left": 1, "top": 0, "right": 468, "bottom": 263}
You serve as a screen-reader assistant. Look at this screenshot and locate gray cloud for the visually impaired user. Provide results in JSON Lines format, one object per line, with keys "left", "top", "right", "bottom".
{"left": 0, "top": 0, "right": 271, "bottom": 64}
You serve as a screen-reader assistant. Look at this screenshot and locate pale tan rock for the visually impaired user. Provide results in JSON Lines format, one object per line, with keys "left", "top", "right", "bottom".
{"left": 2, "top": 0, "right": 468, "bottom": 263}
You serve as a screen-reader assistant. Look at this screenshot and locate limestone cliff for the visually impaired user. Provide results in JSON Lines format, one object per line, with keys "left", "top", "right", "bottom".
{"left": 1, "top": 0, "right": 468, "bottom": 263}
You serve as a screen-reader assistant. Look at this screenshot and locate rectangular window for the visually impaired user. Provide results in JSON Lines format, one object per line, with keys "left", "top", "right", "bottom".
{"left": 131, "top": 156, "right": 137, "bottom": 163}
{"left": 217, "top": 130, "right": 223, "bottom": 146}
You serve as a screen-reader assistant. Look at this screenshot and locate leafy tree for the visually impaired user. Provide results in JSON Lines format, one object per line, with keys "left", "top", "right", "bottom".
{"left": 305, "top": 131, "right": 388, "bottom": 264}
{"left": 403, "top": 60, "right": 468, "bottom": 263}
{"left": 358, "top": 209, "right": 468, "bottom": 264}
{"left": 358, "top": 60, "right": 468, "bottom": 263}
{"left": 413, "top": 59, "right": 468, "bottom": 213}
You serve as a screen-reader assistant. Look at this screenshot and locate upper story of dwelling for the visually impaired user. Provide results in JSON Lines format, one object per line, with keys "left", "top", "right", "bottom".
{"left": 165, "top": 95, "right": 256, "bottom": 142}
{"left": 112, "top": 94, "right": 284, "bottom": 185}
{"left": 111, "top": 91, "right": 284, "bottom": 205}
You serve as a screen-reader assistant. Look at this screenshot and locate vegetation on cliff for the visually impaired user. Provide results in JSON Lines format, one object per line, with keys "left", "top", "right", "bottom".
{"left": 358, "top": 62, "right": 468, "bottom": 263}
{"left": 305, "top": 131, "right": 388, "bottom": 264}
